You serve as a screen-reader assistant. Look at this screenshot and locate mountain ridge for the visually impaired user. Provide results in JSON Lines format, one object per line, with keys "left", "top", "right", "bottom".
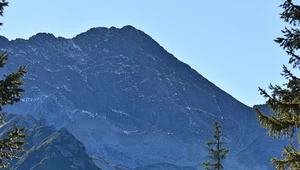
{"left": 0, "top": 25, "right": 284, "bottom": 169}
{"left": 0, "top": 112, "right": 104, "bottom": 170}
{"left": 0, "top": 25, "right": 254, "bottom": 109}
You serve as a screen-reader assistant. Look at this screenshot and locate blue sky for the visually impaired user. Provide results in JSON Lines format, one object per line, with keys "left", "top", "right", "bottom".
{"left": 0, "top": 0, "right": 289, "bottom": 107}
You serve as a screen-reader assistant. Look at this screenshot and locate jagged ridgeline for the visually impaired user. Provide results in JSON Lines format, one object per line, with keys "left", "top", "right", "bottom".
{"left": 0, "top": 26, "right": 285, "bottom": 169}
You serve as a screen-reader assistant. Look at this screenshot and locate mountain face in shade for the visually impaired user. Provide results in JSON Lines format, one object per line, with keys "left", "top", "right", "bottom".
{"left": 0, "top": 25, "right": 285, "bottom": 169}
{"left": 0, "top": 113, "right": 102, "bottom": 170}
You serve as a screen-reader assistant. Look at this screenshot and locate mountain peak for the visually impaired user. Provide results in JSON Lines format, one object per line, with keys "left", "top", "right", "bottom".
{"left": 0, "top": 25, "right": 279, "bottom": 170}
{"left": 29, "top": 32, "right": 56, "bottom": 42}
{"left": 120, "top": 25, "right": 138, "bottom": 31}
{"left": 76, "top": 25, "right": 141, "bottom": 39}
{"left": 72, "top": 25, "right": 165, "bottom": 57}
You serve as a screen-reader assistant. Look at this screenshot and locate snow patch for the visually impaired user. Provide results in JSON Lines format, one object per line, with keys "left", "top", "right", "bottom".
{"left": 122, "top": 129, "right": 138, "bottom": 134}
{"left": 111, "top": 109, "right": 129, "bottom": 116}
{"left": 81, "top": 110, "right": 97, "bottom": 118}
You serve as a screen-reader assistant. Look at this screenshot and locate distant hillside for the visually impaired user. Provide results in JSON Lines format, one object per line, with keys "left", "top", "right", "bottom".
{"left": 0, "top": 113, "right": 102, "bottom": 170}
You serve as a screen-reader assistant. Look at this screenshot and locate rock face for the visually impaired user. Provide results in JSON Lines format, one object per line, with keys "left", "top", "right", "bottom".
{"left": 0, "top": 25, "right": 285, "bottom": 169}
{"left": 0, "top": 113, "right": 101, "bottom": 170}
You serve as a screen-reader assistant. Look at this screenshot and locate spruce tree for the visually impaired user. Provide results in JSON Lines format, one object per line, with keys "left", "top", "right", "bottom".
{"left": 255, "top": 0, "right": 300, "bottom": 169}
{"left": 202, "top": 121, "right": 229, "bottom": 170}
{"left": 0, "top": 0, "right": 28, "bottom": 168}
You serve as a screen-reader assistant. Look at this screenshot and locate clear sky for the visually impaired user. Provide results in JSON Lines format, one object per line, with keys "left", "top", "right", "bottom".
{"left": 0, "top": 0, "right": 290, "bottom": 107}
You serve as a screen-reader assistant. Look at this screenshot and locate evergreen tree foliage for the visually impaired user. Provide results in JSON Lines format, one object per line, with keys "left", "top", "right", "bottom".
{"left": 202, "top": 122, "right": 229, "bottom": 170}
{"left": 0, "top": 0, "right": 7, "bottom": 26}
{"left": 0, "top": 0, "right": 28, "bottom": 168}
{"left": 255, "top": 0, "right": 300, "bottom": 169}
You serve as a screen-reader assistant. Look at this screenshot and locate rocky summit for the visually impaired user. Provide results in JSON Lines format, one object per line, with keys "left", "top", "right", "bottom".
{"left": 0, "top": 25, "right": 285, "bottom": 169}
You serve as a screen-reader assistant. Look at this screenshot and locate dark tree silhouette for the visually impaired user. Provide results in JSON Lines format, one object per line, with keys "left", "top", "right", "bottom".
{"left": 202, "top": 121, "right": 229, "bottom": 170}
{"left": 0, "top": 0, "right": 28, "bottom": 168}
{"left": 255, "top": 0, "right": 300, "bottom": 169}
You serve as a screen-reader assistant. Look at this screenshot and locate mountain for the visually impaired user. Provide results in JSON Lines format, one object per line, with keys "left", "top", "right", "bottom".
{"left": 0, "top": 25, "right": 285, "bottom": 169}
{"left": 0, "top": 112, "right": 102, "bottom": 170}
